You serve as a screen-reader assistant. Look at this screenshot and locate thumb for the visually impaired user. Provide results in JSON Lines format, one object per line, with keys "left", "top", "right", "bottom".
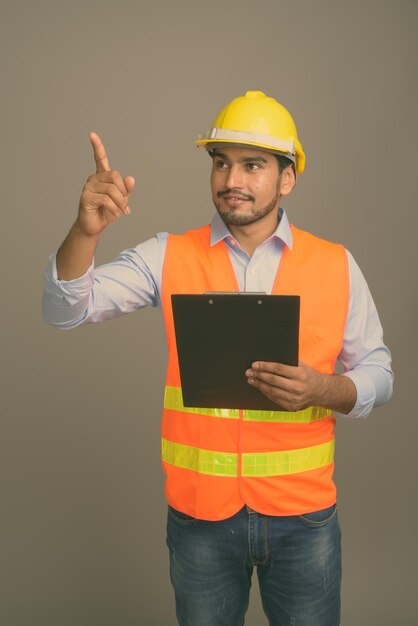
{"left": 124, "top": 176, "right": 135, "bottom": 195}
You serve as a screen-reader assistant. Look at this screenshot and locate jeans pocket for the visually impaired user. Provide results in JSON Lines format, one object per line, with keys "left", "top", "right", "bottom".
{"left": 168, "top": 505, "right": 199, "bottom": 524}
{"left": 297, "top": 503, "right": 337, "bottom": 527}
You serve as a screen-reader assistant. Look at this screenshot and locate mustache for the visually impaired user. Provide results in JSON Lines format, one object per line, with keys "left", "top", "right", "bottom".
{"left": 217, "top": 188, "right": 255, "bottom": 202}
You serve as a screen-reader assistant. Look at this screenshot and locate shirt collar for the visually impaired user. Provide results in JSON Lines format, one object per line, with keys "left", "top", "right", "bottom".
{"left": 210, "top": 208, "right": 293, "bottom": 250}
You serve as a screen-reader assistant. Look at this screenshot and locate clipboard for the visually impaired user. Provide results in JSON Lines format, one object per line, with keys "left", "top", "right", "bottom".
{"left": 171, "top": 293, "right": 300, "bottom": 410}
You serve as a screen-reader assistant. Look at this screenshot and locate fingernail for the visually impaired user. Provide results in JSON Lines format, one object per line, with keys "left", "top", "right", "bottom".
{"left": 126, "top": 206, "right": 131, "bottom": 215}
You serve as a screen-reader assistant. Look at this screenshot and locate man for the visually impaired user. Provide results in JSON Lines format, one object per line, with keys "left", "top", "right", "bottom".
{"left": 43, "top": 91, "right": 393, "bottom": 626}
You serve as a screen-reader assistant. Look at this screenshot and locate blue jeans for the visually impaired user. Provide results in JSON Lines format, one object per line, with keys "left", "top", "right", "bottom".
{"left": 166, "top": 504, "right": 341, "bottom": 626}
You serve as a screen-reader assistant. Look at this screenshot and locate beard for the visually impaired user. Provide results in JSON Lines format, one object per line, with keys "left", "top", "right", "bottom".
{"left": 214, "top": 191, "right": 280, "bottom": 226}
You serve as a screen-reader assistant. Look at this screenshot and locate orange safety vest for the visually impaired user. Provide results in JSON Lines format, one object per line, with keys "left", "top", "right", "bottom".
{"left": 160, "top": 224, "right": 349, "bottom": 520}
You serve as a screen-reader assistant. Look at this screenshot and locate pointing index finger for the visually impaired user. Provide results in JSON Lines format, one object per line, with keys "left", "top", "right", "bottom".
{"left": 89, "top": 131, "right": 110, "bottom": 173}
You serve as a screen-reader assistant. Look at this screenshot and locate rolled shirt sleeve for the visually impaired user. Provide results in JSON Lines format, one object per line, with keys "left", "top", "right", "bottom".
{"left": 337, "top": 251, "right": 393, "bottom": 418}
{"left": 42, "top": 233, "right": 168, "bottom": 329}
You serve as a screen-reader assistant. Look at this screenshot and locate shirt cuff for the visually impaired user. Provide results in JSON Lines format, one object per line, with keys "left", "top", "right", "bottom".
{"left": 48, "top": 253, "right": 95, "bottom": 305}
{"left": 337, "top": 370, "right": 377, "bottom": 419}
{"left": 42, "top": 253, "right": 95, "bottom": 327}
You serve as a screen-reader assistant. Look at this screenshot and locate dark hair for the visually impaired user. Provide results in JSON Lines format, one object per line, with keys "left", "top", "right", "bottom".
{"left": 275, "top": 154, "right": 294, "bottom": 173}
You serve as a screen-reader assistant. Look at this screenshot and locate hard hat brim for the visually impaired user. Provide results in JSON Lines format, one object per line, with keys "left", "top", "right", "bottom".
{"left": 196, "top": 137, "right": 305, "bottom": 175}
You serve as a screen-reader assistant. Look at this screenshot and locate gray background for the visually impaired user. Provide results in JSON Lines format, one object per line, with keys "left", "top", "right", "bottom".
{"left": 1, "top": 0, "right": 417, "bottom": 624}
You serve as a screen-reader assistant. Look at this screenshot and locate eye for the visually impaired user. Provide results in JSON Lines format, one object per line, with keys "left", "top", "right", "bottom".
{"left": 215, "top": 159, "right": 229, "bottom": 169}
{"left": 246, "top": 162, "right": 261, "bottom": 171}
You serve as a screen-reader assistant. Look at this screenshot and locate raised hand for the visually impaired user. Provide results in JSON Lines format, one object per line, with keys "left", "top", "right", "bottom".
{"left": 55, "top": 133, "right": 136, "bottom": 280}
{"left": 76, "top": 132, "right": 135, "bottom": 236}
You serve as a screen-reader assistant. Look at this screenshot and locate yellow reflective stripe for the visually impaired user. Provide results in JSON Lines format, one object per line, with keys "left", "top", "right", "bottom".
{"left": 164, "top": 386, "right": 239, "bottom": 419}
{"left": 164, "top": 386, "right": 330, "bottom": 423}
{"left": 161, "top": 438, "right": 334, "bottom": 478}
{"left": 242, "top": 440, "right": 335, "bottom": 477}
{"left": 243, "top": 406, "right": 332, "bottom": 423}
{"left": 162, "top": 438, "right": 238, "bottom": 477}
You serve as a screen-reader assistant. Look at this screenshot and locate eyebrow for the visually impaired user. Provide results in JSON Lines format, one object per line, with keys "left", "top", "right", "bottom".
{"left": 213, "top": 151, "right": 268, "bottom": 164}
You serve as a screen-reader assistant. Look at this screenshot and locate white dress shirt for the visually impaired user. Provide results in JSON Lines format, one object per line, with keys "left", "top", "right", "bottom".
{"left": 42, "top": 210, "right": 393, "bottom": 418}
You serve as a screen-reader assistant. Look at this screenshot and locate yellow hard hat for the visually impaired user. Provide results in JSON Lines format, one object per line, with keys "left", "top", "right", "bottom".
{"left": 196, "top": 90, "right": 305, "bottom": 175}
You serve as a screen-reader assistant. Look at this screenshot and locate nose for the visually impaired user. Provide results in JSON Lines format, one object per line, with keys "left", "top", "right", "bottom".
{"left": 225, "top": 164, "right": 244, "bottom": 189}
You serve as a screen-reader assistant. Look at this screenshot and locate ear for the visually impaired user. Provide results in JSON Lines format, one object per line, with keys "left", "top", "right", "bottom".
{"left": 278, "top": 165, "right": 296, "bottom": 197}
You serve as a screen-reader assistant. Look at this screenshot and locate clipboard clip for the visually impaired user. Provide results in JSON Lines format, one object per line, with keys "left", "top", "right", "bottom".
{"left": 203, "top": 291, "right": 267, "bottom": 305}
